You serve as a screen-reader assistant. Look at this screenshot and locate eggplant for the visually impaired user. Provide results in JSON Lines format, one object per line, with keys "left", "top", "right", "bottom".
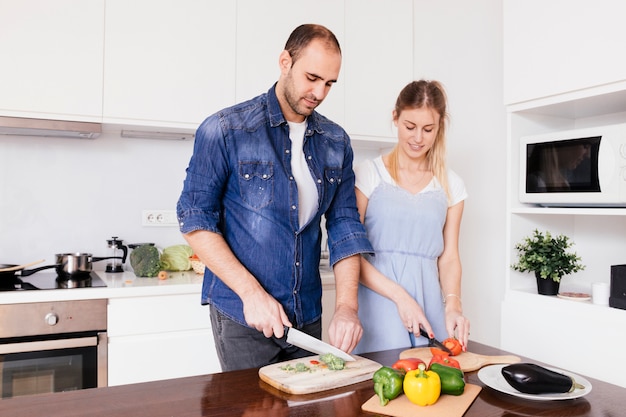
{"left": 501, "top": 363, "right": 585, "bottom": 394}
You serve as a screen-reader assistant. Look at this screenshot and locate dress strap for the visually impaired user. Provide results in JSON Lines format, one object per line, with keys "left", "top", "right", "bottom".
{"left": 372, "top": 158, "right": 386, "bottom": 181}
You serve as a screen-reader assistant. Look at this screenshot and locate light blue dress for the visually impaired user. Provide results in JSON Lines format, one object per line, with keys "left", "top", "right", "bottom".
{"left": 353, "top": 157, "right": 460, "bottom": 354}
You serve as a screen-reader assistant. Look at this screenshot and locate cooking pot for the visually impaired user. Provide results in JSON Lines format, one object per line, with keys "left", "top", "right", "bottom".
{"left": 0, "top": 253, "right": 122, "bottom": 279}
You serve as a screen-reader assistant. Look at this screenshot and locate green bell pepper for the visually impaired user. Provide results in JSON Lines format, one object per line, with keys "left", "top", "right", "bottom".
{"left": 373, "top": 366, "right": 404, "bottom": 406}
{"left": 429, "top": 362, "right": 466, "bottom": 396}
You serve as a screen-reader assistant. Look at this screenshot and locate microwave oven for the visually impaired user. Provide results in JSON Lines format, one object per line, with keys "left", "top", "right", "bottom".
{"left": 519, "top": 123, "right": 626, "bottom": 207}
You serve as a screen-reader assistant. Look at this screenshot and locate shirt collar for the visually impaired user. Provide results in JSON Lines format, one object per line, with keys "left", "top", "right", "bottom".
{"left": 267, "top": 83, "right": 323, "bottom": 135}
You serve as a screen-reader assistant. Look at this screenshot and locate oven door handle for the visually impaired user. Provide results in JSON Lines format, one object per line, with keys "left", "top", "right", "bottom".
{"left": 0, "top": 336, "right": 98, "bottom": 355}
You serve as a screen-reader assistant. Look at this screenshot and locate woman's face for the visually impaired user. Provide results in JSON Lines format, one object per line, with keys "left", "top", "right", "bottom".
{"left": 394, "top": 107, "right": 440, "bottom": 160}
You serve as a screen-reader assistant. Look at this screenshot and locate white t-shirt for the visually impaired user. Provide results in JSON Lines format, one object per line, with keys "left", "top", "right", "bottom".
{"left": 354, "top": 155, "right": 468, "bottom": 206}
{"left": 288, "top": 120, "right": 318, "bottom": 228}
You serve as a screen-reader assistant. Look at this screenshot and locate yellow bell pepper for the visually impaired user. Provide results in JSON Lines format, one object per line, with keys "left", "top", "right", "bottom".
{"left": 403, "top": 363, "right": 441, "bottom": 406}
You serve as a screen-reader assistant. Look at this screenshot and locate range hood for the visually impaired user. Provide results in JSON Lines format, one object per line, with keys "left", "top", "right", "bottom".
{"left": 0, "top": 116, "right": 102, "bottom": 139}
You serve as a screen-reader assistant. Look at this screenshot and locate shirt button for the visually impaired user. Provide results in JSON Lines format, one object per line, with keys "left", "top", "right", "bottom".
{"left": 290, "top": 176, "right": 294, "bottom": 181}
{"left": 329, "top": 178, "right": 335, "bottom": 183}
{"left": 307, "top": 155, "right": 312, "bottom": 160}
{"left": 262, "top": 174, "right": 268, "bottom": 179}
{"left": 244, "top": 174, "right": 250, "bottom": 179}
{"left": 317, "top": 178, "right": 322, "bottom": 184}
{"left": 291, "top": 205, "right": 296, "bottom": 210}
{"left": 295, "top": 261, "right": 300, "bottom": 267}
{"left": 285, "top": 149, "right": 290, "bottom": 154}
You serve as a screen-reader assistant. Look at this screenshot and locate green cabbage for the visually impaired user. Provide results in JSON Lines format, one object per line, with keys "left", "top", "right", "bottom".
{"left": 160, "top": 244, "right": 193, "bottom": 271}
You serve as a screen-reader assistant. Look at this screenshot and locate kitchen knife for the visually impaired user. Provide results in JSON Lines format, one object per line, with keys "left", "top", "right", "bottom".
{"left": 419, "top": 328, "right": 453, "bottom": 355}
{"left": 285, "top": 327, "right": 355, "bottom": 362}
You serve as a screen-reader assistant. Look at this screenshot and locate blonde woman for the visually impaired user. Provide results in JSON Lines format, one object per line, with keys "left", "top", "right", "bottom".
{"left": 353, "top": 80, "right": 470, "bottom": 354}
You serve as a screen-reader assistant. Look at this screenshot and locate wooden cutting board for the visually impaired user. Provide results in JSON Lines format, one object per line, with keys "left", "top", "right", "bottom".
{"left": 400, "top": 347, "right": 520, "bottom": 372}
{"left": 258, "top": 355, "right": 381, "bottom": 394}
{"left": 362, "top": 384, "right": 482, "bottom": 417}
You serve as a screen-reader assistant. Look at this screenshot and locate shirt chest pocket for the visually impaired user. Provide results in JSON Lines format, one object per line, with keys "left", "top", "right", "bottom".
{"left": 238, "top": 162, "right": 274, "bottom": 209}
{"left": 320, "top": 167, "right": 342, "bottom": 206}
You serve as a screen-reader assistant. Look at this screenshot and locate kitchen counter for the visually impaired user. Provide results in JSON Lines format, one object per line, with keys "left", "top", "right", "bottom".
{"left": 0, "top": 269, "right": 336, "bottom": 305}
{"left": 0, "top": 341, "right": 620, "bottom": 416}
{"left": 0, "top": 270, "right": 204, "bottom": 304}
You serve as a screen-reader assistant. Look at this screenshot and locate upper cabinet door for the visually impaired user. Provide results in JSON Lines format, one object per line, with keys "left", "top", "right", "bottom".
{"left": 343, "top": 0, "right": 413, "bottom": 144}
{"left": 504, "top": 0, "right": 626, "bottom": 105}
{"left": 103, "top": 0, "right": 237, "bottom": 129}
{"left": 0, "top": 0, "right": 104, "bottom": 121}
{"left": 234, "top": 0, "right": 346, "bottom": 126}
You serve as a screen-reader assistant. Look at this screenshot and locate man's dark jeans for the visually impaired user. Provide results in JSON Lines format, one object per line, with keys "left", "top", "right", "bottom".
{"left": 210, "top": 305, "right": 322, "bottom": 371}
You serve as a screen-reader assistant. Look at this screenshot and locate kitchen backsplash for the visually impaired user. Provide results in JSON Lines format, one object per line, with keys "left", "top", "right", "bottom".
{"left": 0, "top": 132, "right": 379, "bottom": 264}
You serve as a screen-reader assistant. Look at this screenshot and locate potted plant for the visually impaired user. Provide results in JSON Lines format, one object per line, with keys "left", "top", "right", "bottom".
{"left": 511, "top": 229, "right": 585, "bottom": 295}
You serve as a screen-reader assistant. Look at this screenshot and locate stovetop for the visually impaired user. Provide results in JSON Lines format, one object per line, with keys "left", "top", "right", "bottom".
{"left": 1, "top": 272, "right": 108, "bottom": 291}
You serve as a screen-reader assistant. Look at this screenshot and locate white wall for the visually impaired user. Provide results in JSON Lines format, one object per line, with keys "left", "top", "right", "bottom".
{"left": 0, "top": 132, "right": 191, "bottom": 262}
{"left": 411, "top": 0, "right": 506, "bottom": 347}
{"left": 0, "top": 0, "right": 506, "bottom": 349}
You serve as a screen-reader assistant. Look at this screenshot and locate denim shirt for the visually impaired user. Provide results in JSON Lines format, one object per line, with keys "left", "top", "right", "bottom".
{"left": 177, "top": 84, "right": 373, "bottom": 327}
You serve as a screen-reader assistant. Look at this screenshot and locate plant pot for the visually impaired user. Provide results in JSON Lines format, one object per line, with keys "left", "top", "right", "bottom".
{"left": 536, "top": 272, "right": 560, "bottom": 295}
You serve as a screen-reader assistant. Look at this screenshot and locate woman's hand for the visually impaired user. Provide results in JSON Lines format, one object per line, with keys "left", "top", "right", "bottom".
{"left": 394, "top": 291, "right": 434, "bottom": 338}
{"left": 444, "top": 303, "right": 470, "bottom": 351}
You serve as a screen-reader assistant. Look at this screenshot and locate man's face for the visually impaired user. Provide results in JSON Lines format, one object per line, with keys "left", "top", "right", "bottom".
{"left": 277, "top": 39, "right": 341, "bottom": 122}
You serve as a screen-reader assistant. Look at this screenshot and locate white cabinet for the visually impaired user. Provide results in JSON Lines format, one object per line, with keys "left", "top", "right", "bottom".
{"left": 234, "top": 0, "right": 345, "bottom": 124}
{"left": 502, "top": 84, "right": 626, "bottom": 388}
{"left": 343, "top": 0, "right": 412, "bottom": 146}
{"left": 103, "top": 0, "right": 237, "bottom": 130}
{"left": 503, "top": 0, "right": 626, "bottom": 105}
{"left": 107, "top": 293, "right": 220, "bottom": 386}
{"left": 234, "top": 0, "right": 397, "bottom": 151}
{"left": 321, "top": 273, "right": 336, "bottom": 343}
{"left": 0, "top": 0, "right": 104, "bottom": 121}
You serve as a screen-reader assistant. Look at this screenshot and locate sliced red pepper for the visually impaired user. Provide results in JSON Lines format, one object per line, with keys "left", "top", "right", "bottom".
{"left": 429, "top": 347, "right": 451, "bottom": 357}
{"left": 310, "top": 360, "right": 320, "bottom": 365}
{"left": 429, "top": 354, "right": 461, "bottom": 370}
{"left": 391, "top": 357, "right": 425, "bottom": 373}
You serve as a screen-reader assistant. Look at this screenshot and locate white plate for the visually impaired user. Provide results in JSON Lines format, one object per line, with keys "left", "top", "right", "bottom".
{"left": 477, "top": 364, "right": 592, "bottom": 401}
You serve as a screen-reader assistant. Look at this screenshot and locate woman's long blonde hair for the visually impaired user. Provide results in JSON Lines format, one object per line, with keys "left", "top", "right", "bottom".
{"left": 387, "top": 80, "right": 450, "bottom": 200}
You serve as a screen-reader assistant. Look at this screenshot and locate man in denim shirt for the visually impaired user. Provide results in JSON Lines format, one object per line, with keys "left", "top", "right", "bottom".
{"left": 177, "top": 24, "right": 373, "bottom": 371}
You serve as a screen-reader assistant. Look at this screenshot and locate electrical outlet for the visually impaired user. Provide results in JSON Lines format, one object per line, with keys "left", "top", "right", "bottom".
{"left": 142, "top": 210, "right": 178, "bottom": 227}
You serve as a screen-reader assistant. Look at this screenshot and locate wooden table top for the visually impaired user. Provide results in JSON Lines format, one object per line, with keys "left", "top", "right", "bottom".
{"left": 0, "top": 341, "right": 621, "bottom": 416}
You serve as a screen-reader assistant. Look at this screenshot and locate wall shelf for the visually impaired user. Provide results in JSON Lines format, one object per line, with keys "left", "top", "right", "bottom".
{"left": 504, "top": 80, "right": 626, "bottom": 388}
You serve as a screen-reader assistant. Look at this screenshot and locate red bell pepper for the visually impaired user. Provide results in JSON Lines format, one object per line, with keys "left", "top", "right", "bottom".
{"left": 392, "top": 357, "right": 425, "bottom": 373}
{"left": 429, "top": 354, "right": 461, "bottom": 370}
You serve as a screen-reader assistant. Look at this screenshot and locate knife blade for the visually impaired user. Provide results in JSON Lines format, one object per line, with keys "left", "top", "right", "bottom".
{"left": 285, "top": 327, "right": 355, "bottom": 362}
{"left": 419, "top": 328, "right": 453, "bottom": 355}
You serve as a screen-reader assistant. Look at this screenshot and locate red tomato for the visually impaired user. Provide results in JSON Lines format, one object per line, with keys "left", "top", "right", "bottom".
{"left": 442, "top": 338, "right": 463, "bottom": 356}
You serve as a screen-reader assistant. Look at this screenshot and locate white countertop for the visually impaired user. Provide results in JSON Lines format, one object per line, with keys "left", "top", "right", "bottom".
{"left": 0, "top": 269, "right": 335, "bottom": 305}
{"left": 0, "top": 270, "right": 204, "bottom": 305}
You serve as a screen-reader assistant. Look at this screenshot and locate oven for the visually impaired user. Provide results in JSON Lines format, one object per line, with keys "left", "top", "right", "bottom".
{"left": 0, "top": 298, "right": 107, "bottom": 398}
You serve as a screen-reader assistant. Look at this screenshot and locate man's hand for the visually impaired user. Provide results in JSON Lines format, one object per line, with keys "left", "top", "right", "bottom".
{"left": 328, "top": 304, "right": 362, "bottom": 353}
{"left": 241, "top": 287, "right": 292, "bottom": 338}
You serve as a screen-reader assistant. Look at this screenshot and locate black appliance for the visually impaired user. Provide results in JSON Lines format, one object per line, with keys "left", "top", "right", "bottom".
{"left": 610, "top": 264, "right": 626, "bottom": 310}
{"left": 0, "top": 272, "right": 107, "bottom": 292}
